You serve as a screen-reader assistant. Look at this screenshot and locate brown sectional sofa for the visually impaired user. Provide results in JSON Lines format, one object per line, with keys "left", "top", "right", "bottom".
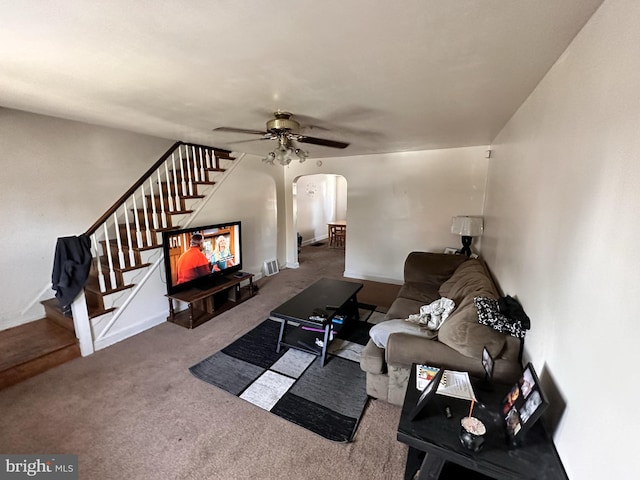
{"left": 360, "top": 251, "right": 523, "bottom": 405}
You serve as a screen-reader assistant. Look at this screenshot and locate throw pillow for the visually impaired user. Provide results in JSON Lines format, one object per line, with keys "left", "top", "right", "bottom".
{"left": 474, "top": 296, "right": 526, "bottom": 338}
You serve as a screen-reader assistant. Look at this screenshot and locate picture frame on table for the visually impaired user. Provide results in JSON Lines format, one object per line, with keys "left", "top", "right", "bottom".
{"left": 502, "top": 362, "right": 548, "bottom": 441}
{"left": 409, "top": 368, "right": 444, "bottom": 421}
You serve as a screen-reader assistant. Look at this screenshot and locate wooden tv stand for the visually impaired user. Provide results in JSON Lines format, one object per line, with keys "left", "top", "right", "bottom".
{"left": 166, "top": 273, "right": 255, "bottom": 329}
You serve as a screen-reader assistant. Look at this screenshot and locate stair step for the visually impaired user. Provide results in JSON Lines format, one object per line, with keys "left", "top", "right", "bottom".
{"left": 88, "top": 306, "right": 117, "bottom": 320}
{"left": 0, "top": 319, "right": 80, "bottom": 390}
{"left": 41, "top": 298, "right": 75, "bottom": 333}
{"left": 98, "top": 258, "right": 152, "bottom": 273}
{"left": 85, "top": 276, "right": 135, "bottom": 296}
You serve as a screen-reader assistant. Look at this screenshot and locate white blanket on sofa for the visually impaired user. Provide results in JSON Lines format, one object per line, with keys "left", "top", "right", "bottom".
{"left": 369, "top": 297, "right": 455, "bottom": 348}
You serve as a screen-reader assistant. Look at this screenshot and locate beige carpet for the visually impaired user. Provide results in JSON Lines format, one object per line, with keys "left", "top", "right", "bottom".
{"left": 0, "top": 246, "right": 408, "bottom": 479}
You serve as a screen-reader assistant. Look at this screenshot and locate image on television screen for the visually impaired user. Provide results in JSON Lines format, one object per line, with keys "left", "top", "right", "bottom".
{"left": 162, "top": 222, "right": 242, "bottom": 294}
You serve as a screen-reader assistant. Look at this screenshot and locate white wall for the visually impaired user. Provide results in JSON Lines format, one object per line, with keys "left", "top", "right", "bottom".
{"left": 284, "top": 146, "right": 489, "bottom": 283}
{"left": 184, "top": 156, "right": 282, "bottom": 276}
{"left": 483, "top": 1, "right": 637, "bottom": 478}
{"left": 0, "top": 108, "right": 174, "bottom": 330}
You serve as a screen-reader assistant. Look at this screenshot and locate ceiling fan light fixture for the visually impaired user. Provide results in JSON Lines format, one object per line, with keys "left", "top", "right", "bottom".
{"left": 295, "top": 148, "right": 308, "bottom": 163}
{"left": 216, "top": 111, "right": 350, "bottom": 166}
{"left": 262, "top": 151, "right": 276, "bottom": 165}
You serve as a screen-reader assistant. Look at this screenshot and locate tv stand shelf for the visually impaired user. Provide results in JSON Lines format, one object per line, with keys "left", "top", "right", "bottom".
{"left": 166, "top": 273, "right": 255, "bottom": 329}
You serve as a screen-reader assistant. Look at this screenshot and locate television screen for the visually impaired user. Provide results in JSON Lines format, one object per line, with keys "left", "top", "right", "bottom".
{"left": 162, "top": 221, "right": 242, "bottom": 295}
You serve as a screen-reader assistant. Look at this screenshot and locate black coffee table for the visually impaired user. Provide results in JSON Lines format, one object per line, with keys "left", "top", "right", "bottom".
{"left": 397, "top": 364, "right": 568, "bottom": 480}
{"left": 270, "top": 278, "right": 363, "bottom": 366}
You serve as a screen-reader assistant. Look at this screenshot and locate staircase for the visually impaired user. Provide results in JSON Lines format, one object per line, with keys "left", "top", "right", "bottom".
{"left": 0, "top": 301, "right": 79, "bottom": 390}
{"left": 0, "top": 142, "right": 239, "bottom": 389}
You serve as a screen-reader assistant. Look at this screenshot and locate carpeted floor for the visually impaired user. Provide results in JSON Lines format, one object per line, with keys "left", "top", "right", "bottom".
{"left": 0, "top": 246, "right": 409, "bottom": 480}
{"left": 190, "top": 307, "right": 378, "bottom": 442}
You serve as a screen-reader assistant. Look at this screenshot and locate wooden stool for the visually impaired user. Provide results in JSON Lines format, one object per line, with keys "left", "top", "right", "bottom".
{"left": 332, "top": 225, "right": 346, "bottom": 248}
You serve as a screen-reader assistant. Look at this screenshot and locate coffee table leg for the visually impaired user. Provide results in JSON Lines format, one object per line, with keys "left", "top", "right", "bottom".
{"left": 347, "top": 295, "right": 360, "bottom": 320}
{"left": 276, "top": 319, "right": 287, "bottom": 353}
{"left": 320, "top": 324, "right": 331, "bottom": 366}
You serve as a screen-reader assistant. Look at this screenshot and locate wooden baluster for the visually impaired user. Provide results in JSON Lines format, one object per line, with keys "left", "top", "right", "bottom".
{"left": 123, "top": 199, "right": 136, "bottom": 266}
{"left": 185, "top": 145, "right": 194, "bottom": 196}
{"left": 198, "top": 147, "right": 206, "bottom": 183}
{"left": 191, "top": 145, "right": 199, "bottom": 183}
{"left": 148, "top": 177, "right": 159, "bottom": 230}
{"left": 132, "top": 194, "right": 143, "bottom": 249}
{"left": 113, "top": 212, "right": 126, "bottom": 269}
{"left": 140, "top": 184, "right": 153, "bottom": 246}
{"left": 103, "top": 223, "right": 117, "bottom": 289}
{"left": 92, "top": 233, "right": 106, "bottom": 293}
{"left": 157, "top": 170, "right": 168, "bottom": 228}
{"left": 179, "top": 146, "right": 187, "bottom": 196}
{"left": 164, "top": 160, "right": 174, "bottom": 212}
{"left": 171, "top": 153, "right": 180, "bottom": 211}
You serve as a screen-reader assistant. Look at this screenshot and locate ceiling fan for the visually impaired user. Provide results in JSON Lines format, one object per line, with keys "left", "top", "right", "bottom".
{"left": 214, "top": 110, "right": 350, "bottom": 149}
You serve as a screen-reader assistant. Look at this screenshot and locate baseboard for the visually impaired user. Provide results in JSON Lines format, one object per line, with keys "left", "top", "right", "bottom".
{"left": 342, "top": 270, "right": 403, "bottom": 285}
{"left": 301, "top": 234, "right": 329, "bottom": 246}
{"left": 93, "top": 313, "right": 166, "bottom": 351}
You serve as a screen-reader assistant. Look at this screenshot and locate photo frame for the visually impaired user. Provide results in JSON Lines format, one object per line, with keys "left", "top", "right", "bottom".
{"left": 409, "top": 368, "right": 444, "bottom": 421}
{"left": 443, "top": 247, "right": 458, "bottom": 255}
{"left": 482, "top": 346, "right": 494, "bottom": 380}
{"left": 502, "top": 363, "right": 548, "bottom": 440}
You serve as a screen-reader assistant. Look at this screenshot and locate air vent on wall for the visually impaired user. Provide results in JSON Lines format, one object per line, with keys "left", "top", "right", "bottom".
{"left": 263, "top": 259, "right": 279, "bottom": 276}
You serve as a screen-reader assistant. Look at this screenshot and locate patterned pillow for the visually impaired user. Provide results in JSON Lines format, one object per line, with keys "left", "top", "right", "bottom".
{"left": 474, "top": 296, "right": 526, "bottom": 338}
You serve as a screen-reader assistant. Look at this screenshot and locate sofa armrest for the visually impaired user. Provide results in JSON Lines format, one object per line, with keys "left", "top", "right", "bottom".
{"left": 386, "top": 332, "right": 478, "bottom": 370}
{"left": 385, "top": 333, "right": 522, "bottom": 384}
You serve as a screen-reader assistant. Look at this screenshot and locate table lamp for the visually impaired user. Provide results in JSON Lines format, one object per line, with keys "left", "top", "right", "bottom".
{"left": 451, "top": 216, "right": 483, "bottom": 257}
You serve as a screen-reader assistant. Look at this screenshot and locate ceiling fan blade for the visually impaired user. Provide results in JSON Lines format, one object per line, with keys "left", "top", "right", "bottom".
{"left": 226, "top": 137, "right": 273, "bottom": 145}
{"left": 296, "top": 135, "right": 350, "bottom": 149}
{"left": 213, "top": 126, "right": 268, "bottom": 135}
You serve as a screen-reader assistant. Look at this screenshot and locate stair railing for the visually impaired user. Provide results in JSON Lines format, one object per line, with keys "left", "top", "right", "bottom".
{"left": 84, "top": 141, "right": 232, "bottom": 295}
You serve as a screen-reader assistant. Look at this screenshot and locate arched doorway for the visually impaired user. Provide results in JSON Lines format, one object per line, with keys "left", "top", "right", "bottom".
{"left": 292, "top": 173, "right": 347, "bottom": 264}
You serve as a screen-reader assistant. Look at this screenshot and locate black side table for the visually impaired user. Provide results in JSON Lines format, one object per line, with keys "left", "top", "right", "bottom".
{"left": 397, "top": 364, "right": 568, "bottom": 480}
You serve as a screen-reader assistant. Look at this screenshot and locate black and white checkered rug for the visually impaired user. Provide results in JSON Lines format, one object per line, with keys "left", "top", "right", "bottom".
{"left": 189, "top": 308, "right": 385, "bottom": 442}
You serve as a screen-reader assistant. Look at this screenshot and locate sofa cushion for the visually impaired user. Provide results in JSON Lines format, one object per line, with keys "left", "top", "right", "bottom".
{"left": 438, "top": 303, "right": 506, "bottom": 359}
{"left": 403, "top": 252, "right": 467, "bottom": 287}
{"left": 385, "top": 297, "right": 425, "bottom": 321}
{"left": 396, "top": 281, "right": 441, "bottom": 304}
{"left": 439, "top": 260, "right": 497, "bottom": 298}
{"left": 360, "top": 339, "right": 386, "bottom": 374}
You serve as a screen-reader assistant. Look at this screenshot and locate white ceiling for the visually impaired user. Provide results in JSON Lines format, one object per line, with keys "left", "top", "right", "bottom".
{"left": 0, "top": 0, "right": 603, "bottom": 158}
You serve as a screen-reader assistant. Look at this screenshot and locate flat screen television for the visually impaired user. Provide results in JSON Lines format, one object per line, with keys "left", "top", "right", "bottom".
{"left": 162, "top": 221, "right": 242, "bottom": 295}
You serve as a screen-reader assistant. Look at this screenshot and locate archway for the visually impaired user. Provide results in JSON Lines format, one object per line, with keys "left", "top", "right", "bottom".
{"left": 292, "top": 173, "right": 347, "bottom": 265}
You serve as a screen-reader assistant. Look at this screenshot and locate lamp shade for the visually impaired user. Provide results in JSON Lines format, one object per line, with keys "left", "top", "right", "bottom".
{"left": 451, "top": 216, "right": 484, "bottom": 237}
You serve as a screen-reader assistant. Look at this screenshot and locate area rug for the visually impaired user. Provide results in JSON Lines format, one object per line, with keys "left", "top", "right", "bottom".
{"left": 189, "top": 307, "right": 382, "bottom": 442}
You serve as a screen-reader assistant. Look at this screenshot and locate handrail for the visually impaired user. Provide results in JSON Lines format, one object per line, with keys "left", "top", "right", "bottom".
{"left": 85, "top": 141, "right": 182, "bottom": 237}
{"left": 85, "top": 141, "right": 234, "bottom": 237}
